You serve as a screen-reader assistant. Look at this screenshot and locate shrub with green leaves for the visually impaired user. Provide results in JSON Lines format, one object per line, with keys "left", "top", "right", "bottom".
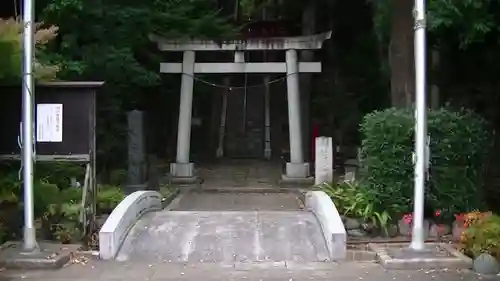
{"left": 320, "top": 181, "right": 391, "bottom": 231}
{"left": 360, "top": 107, "right": 490, "bottom": 219}
{"left": 97, "top": 185, "right": 125, "bottom": 213}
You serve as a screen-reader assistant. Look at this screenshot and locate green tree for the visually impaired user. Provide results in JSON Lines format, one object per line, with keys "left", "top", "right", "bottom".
{"left": 37, "top": 0, "right": 237, "bottom": 172}
{"left": 0, "top": 18, "right": 59, "bottom": 82}
{"left": 373, "top": 0, "right": 500, "bottom": 107}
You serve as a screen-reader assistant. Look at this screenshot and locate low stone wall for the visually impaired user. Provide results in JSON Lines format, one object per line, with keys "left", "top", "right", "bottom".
{"left": 99, "top": 191, "right": 163, "bottom": 260}
{"left": 305, "top": 191, "right": 346, "bottom": 261}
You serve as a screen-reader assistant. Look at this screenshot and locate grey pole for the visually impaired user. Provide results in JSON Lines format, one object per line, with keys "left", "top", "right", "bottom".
{"left": 410, "top": 0, "right": 428, "bottom": 251}
{"left": 22, "top": 0, "right": 38, "bottom": 251}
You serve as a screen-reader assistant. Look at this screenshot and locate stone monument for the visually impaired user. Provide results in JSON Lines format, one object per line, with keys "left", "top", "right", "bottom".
{"left": 314, "top": 136, "right": 333, "bottom": 185}
{"left": 126, "top": 110, "right": 147, "bottom": 193}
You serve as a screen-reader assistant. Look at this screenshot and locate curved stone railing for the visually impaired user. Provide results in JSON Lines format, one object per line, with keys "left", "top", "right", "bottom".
{"left": 305, "top": 190, "right": 346, "bottom": 261}
{"left": 99, "top": 191, "right": 163, "bottom": 260}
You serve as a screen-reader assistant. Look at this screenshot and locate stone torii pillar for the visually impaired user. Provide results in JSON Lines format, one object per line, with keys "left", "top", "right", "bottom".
{"left": 283, "top": 49, "right": 309, "bottom": 179}
{"left": 170, "top": 50, "right": 196, "bottom": 180}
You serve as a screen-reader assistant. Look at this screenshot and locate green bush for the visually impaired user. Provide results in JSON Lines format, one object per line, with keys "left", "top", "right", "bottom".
{"left": 0, "top": 165, "right": 86, "bottom": 243}
{"left": 97, "top": 185, "right": 125, "bottom": 213}
{"left": 360, "top": 107, "right": 490, "bottom": 219}
{"left": 59, "top": 187, "right": 82, "bottom": 203}
{"left": 33, "top": 181, "right": 60, "bottom": 217}
{"left": 320, "top": 181, "right": 391, "bottom": 231}
{"left": 108, "top": 169, "right": 127, "bottom": 186}
{"left": 36, "top": 163, "right": 85, "bottom": 190}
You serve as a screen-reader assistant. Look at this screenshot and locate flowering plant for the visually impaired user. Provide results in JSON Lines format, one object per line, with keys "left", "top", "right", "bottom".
{"left": 401, "top": 209, "right": 443, "bottom": 225}
{"left": 458, "top": 214, "right": 500, "bottom": 259}
{"left": 401, "top": 209, "right": 447, "bottom": 237}
{"left": 451, "top": 211, "right": 492, "bottom": 242}
{"left": 402, "top": 213, "right": 413, "bottom": 225}
{"left": 454, "top": 211, "right": 491, "bottom": 228}
{"left": 431, "top": 209, "right": 450, "bottom": 236}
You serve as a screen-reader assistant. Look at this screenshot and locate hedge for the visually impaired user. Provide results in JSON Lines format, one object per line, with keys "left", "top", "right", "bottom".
{"left": 359, "top": 107, "right": 490, "bottom": 219}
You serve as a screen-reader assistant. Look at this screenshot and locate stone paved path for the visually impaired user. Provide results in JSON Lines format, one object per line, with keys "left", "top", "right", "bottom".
{"left": 172, "top": 193, "right": 304, "bottom": 211}
{"left": 197, "top": 160, "right": 282, "bottom": 189}
{"left": 3, "top": 261, "right": 495, "bottom": 281}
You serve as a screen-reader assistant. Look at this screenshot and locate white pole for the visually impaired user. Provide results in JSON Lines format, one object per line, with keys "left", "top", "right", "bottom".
{"left": 22, "top": 0, "right": 38, "bottom": 251}
{"left": 410, "top": 0, "right": 428, "bottom": 251}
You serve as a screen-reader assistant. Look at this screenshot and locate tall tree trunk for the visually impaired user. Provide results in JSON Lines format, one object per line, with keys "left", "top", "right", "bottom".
{"left": 430, "top": 48, "right": 440, "bottom": 108}
{"left": 389, "top": 0, "right": 414, "bottom": 107}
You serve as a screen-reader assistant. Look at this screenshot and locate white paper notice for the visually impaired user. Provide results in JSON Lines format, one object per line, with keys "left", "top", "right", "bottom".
{"left": 36, "top": 103, "right": 63, "bottom": 142}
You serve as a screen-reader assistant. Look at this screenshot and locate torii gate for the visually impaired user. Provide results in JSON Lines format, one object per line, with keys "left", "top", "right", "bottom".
{"left": 150, "top": 31, "right": 331, "bottom": 183}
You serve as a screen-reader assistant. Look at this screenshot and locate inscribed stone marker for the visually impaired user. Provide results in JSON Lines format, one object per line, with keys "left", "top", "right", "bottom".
{"left": 126, "top": 110, "right": 146, "bottom": 193}
{"left": 314, "top": 137, "right": 333, "bottom": 185}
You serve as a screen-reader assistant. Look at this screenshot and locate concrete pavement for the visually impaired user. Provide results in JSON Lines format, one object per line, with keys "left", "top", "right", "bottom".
{"left": 3, "top": 260, "right": 495, "bottom": 281}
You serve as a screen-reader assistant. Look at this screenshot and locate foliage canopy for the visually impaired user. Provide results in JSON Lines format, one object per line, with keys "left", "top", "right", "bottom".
{"left": 0, "top": 18, "right": 59, "bottom": 82}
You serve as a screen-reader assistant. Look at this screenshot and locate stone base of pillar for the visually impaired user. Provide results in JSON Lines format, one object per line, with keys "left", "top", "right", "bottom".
{"left": 170, "top": 177, "right": 201, "bottom": 185}
{"left": 285, "top": 162, "right": 311, "bottom": 178}
{"left": 264, "top": 148, "right": 272, "bottom": 160}
{"left": 279, "top": 176, "right": 314, "bottom": 188}
{"left": 170, "top": 162, "right": 195, "bottom": 178}
{"left": 169, "top": 163, "right": 200, "bottom": 187}
{"left": 280, "top": 162, "right": 314, "bottom": 188}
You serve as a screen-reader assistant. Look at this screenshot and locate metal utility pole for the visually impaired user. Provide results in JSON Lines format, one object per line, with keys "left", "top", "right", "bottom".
{"left": 410, "top": 0, "right": 428, "bottom": 251}
{"left": 22, "top": 0, "right": 38, "bottom": 251}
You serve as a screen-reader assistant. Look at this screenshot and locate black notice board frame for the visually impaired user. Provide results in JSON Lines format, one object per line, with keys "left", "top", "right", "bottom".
{"left": 0, "top": 81, "right": 103, "bottom": 161}
{"left": 0, "top": 81, "right": 104, "bottom": 237}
